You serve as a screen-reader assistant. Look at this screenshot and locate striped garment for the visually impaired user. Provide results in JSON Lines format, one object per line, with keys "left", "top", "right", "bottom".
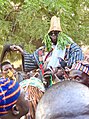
{"left": 23, "top": 51, "right": 39, "bottom": 72}
{"left": 72, "top": 61, "right": 89, "bottom": 75}
{"left": 0, "top": 78, "right": 20, "bottom": 116}
{"left": 65, "top": 43, "right": 84, "bottom": 68}
{"left": 23, "top": 43, "right": 84, "bottom": 72}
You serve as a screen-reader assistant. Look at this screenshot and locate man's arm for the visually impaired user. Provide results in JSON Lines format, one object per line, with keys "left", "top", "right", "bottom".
{"left": 66, "top": 43, "right": 84, "bottom": 68}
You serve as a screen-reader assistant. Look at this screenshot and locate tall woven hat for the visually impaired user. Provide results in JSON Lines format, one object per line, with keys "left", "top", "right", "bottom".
{"left": 48, "top": 16, "right": 62, "bottom": 33}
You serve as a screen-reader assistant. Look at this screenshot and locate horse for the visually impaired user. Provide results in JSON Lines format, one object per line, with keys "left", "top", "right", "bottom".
{"left": 36, "top": 80, "right": 89, "bottom": 119}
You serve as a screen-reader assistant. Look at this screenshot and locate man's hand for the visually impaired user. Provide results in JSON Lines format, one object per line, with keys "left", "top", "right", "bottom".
{"left": 44, "top": 68, "right": 53, "bottom": 78}
{"left": 10, "top": 45, "right": 24, "bottom": 54}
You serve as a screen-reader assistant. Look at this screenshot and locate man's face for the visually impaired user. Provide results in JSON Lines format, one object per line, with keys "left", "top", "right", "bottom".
{"left": 49, "top": 31, "right": 59, "bottom": 45}
{"left": 69, "top": 69, "right": 83, "bottom": 82}
{"left": 1, "top": 64, "right": 16, "bottom": 79}
{"left": 2, "top": 64, "right": 13, "bottom": 74}
{"left": 69, "top": 69, "right": 89, "bottom": 88}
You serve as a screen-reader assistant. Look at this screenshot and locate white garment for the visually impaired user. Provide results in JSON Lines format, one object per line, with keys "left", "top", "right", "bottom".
{"left": 47, "top": 45, "right": 66, "bottom": 68}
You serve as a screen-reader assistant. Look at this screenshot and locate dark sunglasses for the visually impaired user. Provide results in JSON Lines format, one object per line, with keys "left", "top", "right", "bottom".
{"left": 49, "top": 31, "right": 59, "bottom": 36}
{"left": 3, "top": 67, "right": 13, "bottom": 72}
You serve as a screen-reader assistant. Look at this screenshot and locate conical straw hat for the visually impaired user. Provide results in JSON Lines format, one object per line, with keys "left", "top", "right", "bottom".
{"left": 48, "top": 16, "right": 62, "bottom": 33}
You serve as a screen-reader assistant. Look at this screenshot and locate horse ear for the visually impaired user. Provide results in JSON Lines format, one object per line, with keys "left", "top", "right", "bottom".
{"left": 12, "top": 104, "right": 20, "bottom": 115}
{"left": 0, "top": 44, "right": 11, "bottom": 62}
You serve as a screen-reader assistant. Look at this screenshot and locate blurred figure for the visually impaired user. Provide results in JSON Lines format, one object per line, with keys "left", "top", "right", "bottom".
{"left": 84, "top": 49, "right": 89, "bottom": 63}
{"left": 0, "top": 78, "right": 29, "bottom": 119}
{"left": 69, "top": 61, "right": 89, "bottom": 87}
{"left": 36, "top": 81, "right": 89, "bottom": 119}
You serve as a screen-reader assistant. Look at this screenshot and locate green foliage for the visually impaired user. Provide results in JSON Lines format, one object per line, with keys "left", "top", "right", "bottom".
{"left": 0, "top": 0, "right": 88, "bottom": 57}
{"left": 43, "top": 34, "right": 52, "bottom": 51}
{"left": 57, "top": 32, "right": 73, "bottom": 50}
{"left": 43, "top": 32, "right": 73, "bottom": 51}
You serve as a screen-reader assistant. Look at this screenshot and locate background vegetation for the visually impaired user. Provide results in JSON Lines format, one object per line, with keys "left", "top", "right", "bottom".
{"left": 0, "top": 0, "right": 89, "bottom": 60}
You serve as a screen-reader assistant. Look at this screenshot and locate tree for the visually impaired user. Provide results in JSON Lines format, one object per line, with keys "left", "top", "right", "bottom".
{"left": 0, "top": 0, "right": 88, "bottom": 55}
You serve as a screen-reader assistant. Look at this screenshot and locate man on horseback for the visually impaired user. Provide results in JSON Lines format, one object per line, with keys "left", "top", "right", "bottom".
{"left": 43, "top": 16, "right": 84, "bottom": 69}
{"left": 0, "top": 16, "right": 84, "bottom": 82}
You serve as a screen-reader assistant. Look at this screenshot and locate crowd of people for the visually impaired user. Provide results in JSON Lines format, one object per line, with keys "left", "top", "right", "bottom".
{"left": 0, "top": 16, "right": 89, "bottom": 119}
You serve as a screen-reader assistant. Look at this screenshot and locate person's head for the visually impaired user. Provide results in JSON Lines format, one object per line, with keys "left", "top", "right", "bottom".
{"left": 69, "top": 61, "right": 89, "bottom": 86}
{"left": 1, "top": 61, "right": 15, "bottom": 79}
{"left": 1, "top": 61, "right": 12, "bottom": 72}
{"left": 0, "top": 78, "right": 29, "bottom": 119}
{"left": 48, "top": 16, "right": 62, "bottom": 45}
{"left": 36, "top": 81, "right": 89, "bottom": 119}
{"left": 48, "top": 30, "right": 59, "bottom": 45}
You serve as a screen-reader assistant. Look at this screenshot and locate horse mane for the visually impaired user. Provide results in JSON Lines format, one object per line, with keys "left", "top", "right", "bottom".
{"left": 0, "top": 44, "right": 12, "bottom": 62}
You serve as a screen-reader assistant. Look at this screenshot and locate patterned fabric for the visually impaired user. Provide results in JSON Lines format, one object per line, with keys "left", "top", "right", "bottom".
{"left": 72, "top": 61, "right": 89, "bottom": 75}
{"left": 20, "top": 77, "right": 45, "bottom": 92}
{"left": 65, "top": 43, "right": 84, "bottom": 68}
{"left": 0, "top": 78, "right": 20, "bottom": 116}
{"left": 23, "top": 51, "right": 39, "bottom": 72}
{"left": 24, "top": 85, "right": 44, "bottom": 119}
{"left": 44, "top": 43, "right": 84, "bottom": 68}
{"left": 23, "top": 43, "right": 84, "bottom": 72}
{"left": 23, "top": 46, "right": 46, "bottom": 72}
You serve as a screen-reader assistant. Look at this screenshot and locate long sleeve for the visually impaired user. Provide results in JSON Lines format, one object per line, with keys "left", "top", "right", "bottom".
{"left": 23, "top": 51, "right": 39, "bottom": 72}
{"left": 66, "top": 43, "right": 84, "bottom": 68}
{"left": 22, "top": 46, "right": 45, "bottom": 72}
